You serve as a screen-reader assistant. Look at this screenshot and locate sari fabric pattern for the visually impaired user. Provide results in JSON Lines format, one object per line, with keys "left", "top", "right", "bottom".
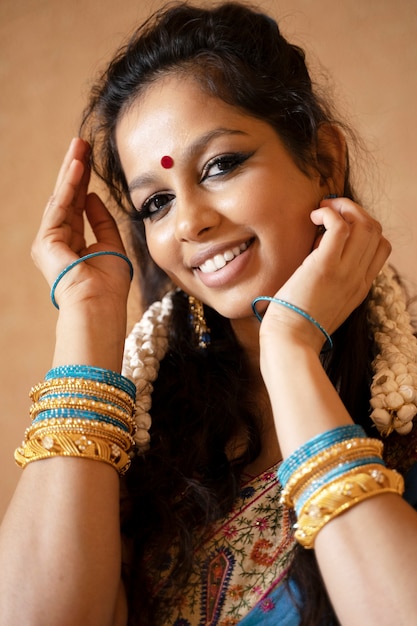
{"left": 148, "top": 463, "right": 296, "bottom": 625}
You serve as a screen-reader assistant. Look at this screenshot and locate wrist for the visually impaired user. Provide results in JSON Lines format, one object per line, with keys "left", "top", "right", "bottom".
{"left": 259, "top": 316, "right": 325, "bottom": 360}
{"left": 53, "top": 298, "right": 128, "bottom": 371}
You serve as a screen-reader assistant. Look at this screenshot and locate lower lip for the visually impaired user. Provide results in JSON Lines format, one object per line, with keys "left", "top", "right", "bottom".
{"left": 194, "top": 243, "right": 254, "bottom": 288}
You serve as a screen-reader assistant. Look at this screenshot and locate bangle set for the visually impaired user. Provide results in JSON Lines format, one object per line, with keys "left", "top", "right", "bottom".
{"left": 277, "top": 425, "right": 404, "bottom": 549}
{"left": 15, "top": 365, "right": 137, "bottom": 475}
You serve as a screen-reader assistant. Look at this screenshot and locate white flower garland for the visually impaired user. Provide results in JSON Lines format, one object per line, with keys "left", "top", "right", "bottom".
{"left": 122, "top": 267, "right": 417, "bottom": 452}
{"left": 122, "top": 291, "right": 173, "bottom": 450}
{"left": 368, "top": 265, "right": 417, "bottom": 436}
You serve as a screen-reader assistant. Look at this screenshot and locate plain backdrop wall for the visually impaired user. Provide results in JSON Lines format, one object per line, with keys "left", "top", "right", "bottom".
{"left": 1, "top": 0, "right": 416, "bottom": 519}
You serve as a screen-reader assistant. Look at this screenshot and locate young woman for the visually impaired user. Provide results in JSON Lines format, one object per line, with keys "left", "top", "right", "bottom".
{"left": 1, "top": 3, "right": 417, "bottom": 625}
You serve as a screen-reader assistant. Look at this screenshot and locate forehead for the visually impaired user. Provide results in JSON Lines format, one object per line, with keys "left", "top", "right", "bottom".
{"left": 115, "top": 74, "right": 262, "bottom": 153}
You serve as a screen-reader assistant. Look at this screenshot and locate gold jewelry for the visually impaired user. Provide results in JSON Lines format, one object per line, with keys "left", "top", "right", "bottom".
{"left": 30, "top": 378, "right": 135, "bottom": 412}
{"left": 280, "top": 437, "right": 384, "bottom": 507}
{"left": 30, "top": 397, "right": 136, "bottom": 433}
{"left": 294, "top": 465, "right": 404, "bottom": 548}
{"left": 25, "top": 419, "right": 135, "bottom": 450}
{"left": 15, "top": 430, "right": 131, "bottom": 475}
{"left": 188, "top": 295, "right": 211, "bottom": 349}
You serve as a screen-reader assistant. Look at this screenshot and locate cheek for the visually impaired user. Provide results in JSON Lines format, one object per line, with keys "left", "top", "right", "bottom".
{"left": 145, "top": 225, "right": 178, "bottom": 273}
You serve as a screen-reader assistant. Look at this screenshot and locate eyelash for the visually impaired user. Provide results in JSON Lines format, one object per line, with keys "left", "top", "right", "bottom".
{"left": 200, "top": 151, "right": 251, "bottom": 182}
{"left": 134, "top": 151, "right": 251, "bottom": 221}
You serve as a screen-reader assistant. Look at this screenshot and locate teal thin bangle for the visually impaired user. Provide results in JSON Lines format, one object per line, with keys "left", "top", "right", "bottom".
{"left": 50, "top": 251, "right": 134, "bottom": 310}
{"left": 45, "top": 365, "right": 136, "bottom": 399}
{"left": 31, "top": 408, "right": 130, "bottom": 431}
{"left": 252, "top": 296, "right": 333, "bottom": 351}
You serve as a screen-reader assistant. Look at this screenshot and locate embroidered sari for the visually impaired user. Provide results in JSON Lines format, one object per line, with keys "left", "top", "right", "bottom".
{"left": 147, "top": 463, "right": 301, "bottom": 625}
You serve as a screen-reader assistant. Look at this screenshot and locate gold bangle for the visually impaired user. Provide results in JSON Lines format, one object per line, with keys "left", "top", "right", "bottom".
{"left": 294, "top": 465, "right": 404, "bottom": 549}
{"left": 31, "top": 396, "right": 132, "bottom": 422}
{"left": 34, "top": 390, "right": 135, "bottom": 415}
{"left": 25, "top": 421, "right": 135, "bottom": 451}
{"left": 30, "top": 378, "right": 135, "bottom": 411}
{"left": 15, "top": 431, "right": 131, "bottom": 475}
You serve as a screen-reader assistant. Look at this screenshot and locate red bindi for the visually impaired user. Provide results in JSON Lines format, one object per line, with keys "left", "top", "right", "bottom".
{"left": 160, "top": 155, "right": 174, "bottom": 169}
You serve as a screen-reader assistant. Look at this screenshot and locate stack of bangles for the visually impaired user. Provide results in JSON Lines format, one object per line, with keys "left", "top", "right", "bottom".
{"left": 277, "top": 424, "right": 404, "bottom": 549}
{"left": 14, "top": 365, "right": 137, "bottom": 475}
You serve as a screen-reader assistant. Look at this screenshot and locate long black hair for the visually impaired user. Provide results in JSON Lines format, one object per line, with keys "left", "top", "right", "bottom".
{"left": 81, "top": 3, "right": 376, "bottom": 624}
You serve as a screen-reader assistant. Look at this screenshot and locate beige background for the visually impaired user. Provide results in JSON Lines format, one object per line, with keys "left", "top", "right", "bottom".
{"left": 1, "top": 0, "right": 416, "bottom": 519}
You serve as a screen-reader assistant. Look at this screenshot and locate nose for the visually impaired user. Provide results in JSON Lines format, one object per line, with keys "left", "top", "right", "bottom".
{"left": 174, "top": 192, "right": 220, "bottom": 242}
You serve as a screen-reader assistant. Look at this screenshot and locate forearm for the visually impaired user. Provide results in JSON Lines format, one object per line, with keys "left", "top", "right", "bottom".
{"left": 260, "top": 334, "right": 352, "bottom": 457}
{"left": 261, "top": 334, "right": 417, "bottom": 624}
{"left": 315, "top": 493, "right": 417, "bottom": 625}
{"left": 0, "top": 300, "right": 130, "bottom": 625}
{"left": 52, "top": 298, "right": 128, "bottom": 370}
{"left": 0, "top": 458, "right": 123, "bottom": 626}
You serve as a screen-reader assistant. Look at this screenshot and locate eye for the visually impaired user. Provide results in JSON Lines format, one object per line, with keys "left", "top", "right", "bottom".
{"left": 136, "top": 192, "right": 175, "bottom": 221}
{"left": 200, "top": 151, "right": 252, "bottom": 182}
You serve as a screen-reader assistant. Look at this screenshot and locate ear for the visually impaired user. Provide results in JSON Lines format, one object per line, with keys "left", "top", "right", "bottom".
{"left": 316, "top": 124, "right": 347, "bottom": 196}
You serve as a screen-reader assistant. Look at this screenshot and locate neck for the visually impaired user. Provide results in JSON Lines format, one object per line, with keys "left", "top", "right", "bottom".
{"left": 231, "top": 315, "right": 263, "bottom": 378}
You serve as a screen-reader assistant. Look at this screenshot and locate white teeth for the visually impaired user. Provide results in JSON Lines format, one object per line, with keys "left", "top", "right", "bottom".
{"left": 201, "top": 259, "right": 217, "bottom": 273}
{"left": 213, "top": 254, "right": 227, "bottom": 269}
{"left": 199, "top": 241, "right": 250, "bottom": 273}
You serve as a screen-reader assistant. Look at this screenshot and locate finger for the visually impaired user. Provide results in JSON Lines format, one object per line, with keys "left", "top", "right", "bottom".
{"left": 310, "top": 205, "right": 351, "bottom": 264}
{"left": 314, "top": 198, "right": 391, "bottom": 289}
{"left": 53, "top": 137, "right": 89, "bottom": 196}
{"left": 73, "top": 151, "right": 92, "bottom": 217}
{"left": 327, "top": 200, "right": 388, "bottom": 272}
{"left": 43, "top": 158, "right": 85, "bottom": 229}
{"left": 363, "top": 235, "right": 392, "bottom": 285}
{"left": 85, "top": 193, "right": 125, "bottom": 251}
{"left": 313, "top": 199, "right": 380, "bottom": 265}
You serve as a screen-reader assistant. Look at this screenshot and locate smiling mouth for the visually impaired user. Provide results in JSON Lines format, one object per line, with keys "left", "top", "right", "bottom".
{"left": 198, "top": 239, "right": 254, "bottom": 273}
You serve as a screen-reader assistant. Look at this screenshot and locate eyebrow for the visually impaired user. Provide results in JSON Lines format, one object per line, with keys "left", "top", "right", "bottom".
{"left": 127, "top": 128, "right": 248, "bottom": 193}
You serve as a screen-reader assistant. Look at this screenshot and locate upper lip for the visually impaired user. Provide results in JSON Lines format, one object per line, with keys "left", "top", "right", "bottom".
{"left": 189, "top": 238, "right": 253, "bottom": 269}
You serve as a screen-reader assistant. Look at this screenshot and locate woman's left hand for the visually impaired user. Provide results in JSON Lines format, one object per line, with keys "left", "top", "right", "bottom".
{"left": 260, "top": 197, "right": 391, "bottom": 352}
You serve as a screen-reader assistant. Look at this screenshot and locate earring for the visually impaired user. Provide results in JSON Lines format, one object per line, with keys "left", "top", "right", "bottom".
{"left": 188, "top": 295, "right": 211, "bottom": 349}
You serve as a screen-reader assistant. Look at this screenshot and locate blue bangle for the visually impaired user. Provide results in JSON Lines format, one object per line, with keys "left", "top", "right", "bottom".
{"left": 45, "top": 365, "right": 136, "bottom": 399}
{"left": 32, "top": 408, "right": 130, "bottom": 431}
{"left": 50, "top": 251, "right": 134, "bottom": 310}
{"left": 252, "top": 296, "right": 333, "bottom": 351}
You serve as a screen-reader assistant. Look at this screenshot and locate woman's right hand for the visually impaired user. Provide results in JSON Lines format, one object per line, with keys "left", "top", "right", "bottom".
{"left": 32, "top": 137, "right": 132, "bottom": 369}
{"left": 32, "top": 137, "right": 132, "bottom": 312}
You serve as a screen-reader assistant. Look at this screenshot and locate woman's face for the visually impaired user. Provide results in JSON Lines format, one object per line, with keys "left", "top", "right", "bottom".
{"left": 117, "top": 75, "right": 326, "bottom": 320}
